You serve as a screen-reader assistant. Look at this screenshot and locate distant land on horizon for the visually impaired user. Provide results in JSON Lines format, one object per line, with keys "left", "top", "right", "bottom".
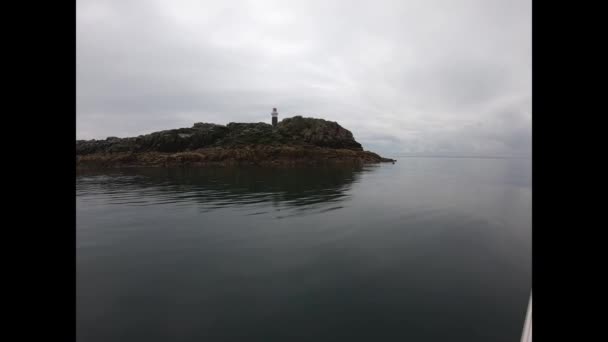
{"left": 389, "top": 154, "right": 531, "bottom": 159}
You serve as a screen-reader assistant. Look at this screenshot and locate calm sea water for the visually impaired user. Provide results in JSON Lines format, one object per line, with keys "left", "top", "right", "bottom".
{"left": 77, "top": 157, "right": 531, "bottom": 342}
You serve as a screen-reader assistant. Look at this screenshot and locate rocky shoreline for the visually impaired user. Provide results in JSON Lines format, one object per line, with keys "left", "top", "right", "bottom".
{"left": 76, "top": 146, "right": 395, "bottom": 169}
{"left": 76, "top": 116, "right": 395, "bottom": 169}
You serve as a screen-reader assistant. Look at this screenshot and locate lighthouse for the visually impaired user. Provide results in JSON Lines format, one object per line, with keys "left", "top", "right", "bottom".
{"left": 271, "top": 107, "right": 278, "bottom": 127}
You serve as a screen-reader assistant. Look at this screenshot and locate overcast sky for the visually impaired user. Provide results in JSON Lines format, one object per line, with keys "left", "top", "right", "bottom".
{"left": 77, "top": 0, "right": 530, "bottom": 157}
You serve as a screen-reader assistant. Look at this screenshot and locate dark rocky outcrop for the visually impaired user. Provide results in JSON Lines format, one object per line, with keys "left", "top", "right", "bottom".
{"left": 76, "top": 116, "right": 395, "bottom": 168}
{"left": 276, "top": 116, "right": 363, "bottom": 150}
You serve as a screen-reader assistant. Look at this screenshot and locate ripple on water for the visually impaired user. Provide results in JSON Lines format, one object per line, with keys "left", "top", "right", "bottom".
{"left": 76, "top": 166, "right": 367, "bottom": 215}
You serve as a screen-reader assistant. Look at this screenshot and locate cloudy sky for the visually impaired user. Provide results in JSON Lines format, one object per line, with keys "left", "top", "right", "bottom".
{"left": 77, "top": 0, "right": 530, "bottom": 157}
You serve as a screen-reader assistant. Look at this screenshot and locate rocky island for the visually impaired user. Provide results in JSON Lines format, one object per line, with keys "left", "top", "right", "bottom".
{"left": 76, "top": 116, "right": 395, "bottom": 168}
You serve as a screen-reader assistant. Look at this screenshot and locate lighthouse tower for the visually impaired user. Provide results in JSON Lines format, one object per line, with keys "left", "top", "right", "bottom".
{"left": 271, "top": 108, "right": 278, "bottom": 127}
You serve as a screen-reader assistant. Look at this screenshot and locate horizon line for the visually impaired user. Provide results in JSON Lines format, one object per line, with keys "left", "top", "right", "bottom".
{"left": 384, "top": 154, "right": 531, "bottom": 160}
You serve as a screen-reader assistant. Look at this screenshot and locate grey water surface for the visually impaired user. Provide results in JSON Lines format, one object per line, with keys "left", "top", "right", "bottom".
{"left": 77, "top": 157, "right": 531, "bottom": 342}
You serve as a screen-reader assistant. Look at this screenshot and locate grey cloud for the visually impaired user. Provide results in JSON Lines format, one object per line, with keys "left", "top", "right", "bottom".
{"left": 77, "top": 0, "right": 530, "bottom": 157}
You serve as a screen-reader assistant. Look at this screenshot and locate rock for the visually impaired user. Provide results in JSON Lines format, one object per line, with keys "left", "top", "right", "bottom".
{"left": 277, "top": 116, "right": 363, "bottom": 150}
{"left": 76, "top": 116, "right": 394, "bottom": 168}
{"left": 76, "top": 146, "right": 395, "bottom": 168}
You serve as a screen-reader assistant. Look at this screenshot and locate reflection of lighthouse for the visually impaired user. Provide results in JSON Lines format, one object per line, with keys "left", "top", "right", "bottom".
{"left": 271, "top": 108, "right": 278, "bottom": 127}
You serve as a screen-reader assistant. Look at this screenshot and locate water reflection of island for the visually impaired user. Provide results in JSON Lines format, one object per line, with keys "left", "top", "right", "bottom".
{"left": 76, "top": 165, "right": 378, "bottom": 214}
